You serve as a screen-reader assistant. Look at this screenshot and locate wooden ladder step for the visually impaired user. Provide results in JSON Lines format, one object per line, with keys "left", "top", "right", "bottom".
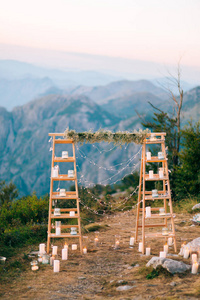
{"left": 53, "top": 157, "right": 75, "bottom": 162}
{"left": 137, "top": 223, "right": 166, "bottom": 228}
{"left": 49, "top": 233, "right": 81, "bottom": 238}
{"left": 50, "top": 214, "right": 80, "bottom": 219}
{"left": 51, "top": 175, "right": 76, "bottom": 181}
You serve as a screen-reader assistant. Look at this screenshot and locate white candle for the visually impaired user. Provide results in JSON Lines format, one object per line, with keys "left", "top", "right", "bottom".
{"left": 164, "top": 244, "right": 168, "bottom": 254}
{"left": 159, "top": 169, "right": 164, "bottom": 178}
{"left": 62, "top": 248, "right": 68, "bottom": 260}
{"left": 147, "top": 152, "right": 151, "bottom": 160}
{"left": 180, "top": 244, "right": 185, "bottom": 256}
{"left": 146, "top": 206, "right": 151, "bottom": 218}
{"left": 64, "top": 243, "right": 68, "bottom": 249}
{"left": 68, "top": 170, "right": 74, "bottom": 178}
{"left": 72, "top": 244, "right": 77, "bottom": 250}
{"left": 52, "top": 246, "right": 58, "bottom": 255}
{"left": 70, "top": 211, "right": 75, "bottom": 217}
{"left": 130, "top": 237, "right": 135, "bottom": 247}
{"left": 32, "top": 265, "right": 39, "bottom": 271}
{"left": 168, "top": 237, "right": 173, "bottom": 246}
{"left": 83, "top": 247, "right": 87, "bottom": 254}
{"left": 146, "top": 247, "right": 151, "bottom": 256}
{"left": 183, "top": 247, "right": 190, "bottom": 259}
{"left": 56, "top": 227, "right": 61, "bottom": 236}
{"left": 192, "top": 254, "right": 198, "bottom": 263}
{"left": 191, "top": 262, "right": 199, "bottom": 274}
{"left": 160, "top": 251, "right": 166, "bottom": 258}
{"left": 138, "top": 242, "right": 143, "bottom": 252}
{"left": 39, "top": 243, "right": 45, "bottom": 254}
{"left": 53, "top": 260, "right": 60, "bottom": 272}
{"left": 149, "top": 170, "right": 154, "bottom": 179}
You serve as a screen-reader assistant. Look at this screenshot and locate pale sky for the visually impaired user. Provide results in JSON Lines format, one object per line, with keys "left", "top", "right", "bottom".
{"left": 0, "top": 0, "right": 200, "bottom": 68}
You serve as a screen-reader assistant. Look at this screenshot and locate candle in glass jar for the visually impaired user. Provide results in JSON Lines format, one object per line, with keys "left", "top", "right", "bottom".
{"left": 159, "top": 168, "right": 164, "bottom": 178}
{"left": 191, "top": 262, "right": 199, "bottom": 274}
{"left": 160, "top": 251, "right": 166, "bottom": 258}
{"left": 168, "top": 237, "right": 173, "bottom": 246}
{"left": 146, "top": 247, "right": 151, "bottom": 256}
{"left": 31, "top": 261, "right": 39, "bottom": 271}
{"left": 50, "top": 255, "right": 55, "bottom": 266}
{"left": 53, "top": 260, "right": 60, "bottom": 272}
{"left": 72, "top": 244, "right": 77, "bottom": 250}
{"left": 38, "top": 255, "right": 42, "bottom": 263}
{"left": 52, "top": 246, "right": 58, "bottom": 255}
{"left": 164, "top": 244, "right": 168, "bottom": 253}
{"left": 138, "top": 242, "right": 143, "bottom": 252}
{"left": 94, "top": 237, "right": 99, "bottom": 247}
{"left": 83, "top": 247, "right": 87, "bottom": 254}
{"left": 62, "top": 248, "right": 68, "bottom": 260}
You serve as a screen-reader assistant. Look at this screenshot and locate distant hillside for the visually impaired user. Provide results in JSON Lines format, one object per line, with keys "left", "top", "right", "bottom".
{"left": 0, "top": 77, "right": 54, "bottom": 110}
{"left": 101, "top": 92, "right": 162, "bottom": 118}
{"left": 68, "top": 79, "right": 167, "bottom": 104}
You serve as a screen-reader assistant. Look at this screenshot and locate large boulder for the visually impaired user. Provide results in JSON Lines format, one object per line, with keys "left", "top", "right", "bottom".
{"left": 179, "top": 237, "right": 200, "bottom": 256}
{"left": 146, "top": 257, "right": 191, "bottom": 274}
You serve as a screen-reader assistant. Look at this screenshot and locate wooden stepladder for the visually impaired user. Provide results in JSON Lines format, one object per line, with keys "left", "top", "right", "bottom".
{"left": 47, "top": 133, "right": 82, "bottom": 254}
{"left": 135, "top": 132, "right": 177, "bottom": 254}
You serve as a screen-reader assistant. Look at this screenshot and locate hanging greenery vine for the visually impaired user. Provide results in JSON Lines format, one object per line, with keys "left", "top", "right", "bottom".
{"left": 64, "top": 128, "right": 150, "bottom": 145}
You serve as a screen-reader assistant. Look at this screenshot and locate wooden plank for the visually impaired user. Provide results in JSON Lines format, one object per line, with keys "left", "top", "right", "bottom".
{"left": 146, "top": 156, "right": 167, "bottom": 162}
{"left": 50, "top": 214, "right": 79, "bottom": 219}
{"left": 51, "top": 175, "right": 76, "bottom": 181}
{"left": 52, "top": 208, "right": 77, "bottom": 212}
{"left": 145, "top": 174, "right": 168, "bottom": 181}
{"left": 55, "top": 139, "right": 74, "bottom": 144}
{"left": 145, "top": 214, "right": 173, "bottom": 219}
{"left": 138, "top": 223, "right": 166, "bottom": 228}
{"left": 54, "top": 157, "right": 75, "bottom": 163}
{"left": 51, "top": 225, "right": 79, "bottom": 228}
{"left": 49, "top": 233, "right": 81, "bottom": 238}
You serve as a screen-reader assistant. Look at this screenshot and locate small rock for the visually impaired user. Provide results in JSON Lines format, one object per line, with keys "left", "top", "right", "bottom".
{"left": 127, "top": 266, "right": 133, "bottom": 270}
{"left": 116, "top": 285, "right": 134, "bottom": 291}
{"left": 170, "top": 281, "right": 177, "bottom": 287}
{"left": 110, "top": 280, "right": 114, "bottom": 283}
{"left": 78, "top": 277, "right": 86, "bottom": 280}
{"left": 134, "top": 264, "right": 140, "bottom": 268}
{"left": 27, "top": 286, "right": 32, "bottom": 289}
{"left": 192, "top": 203, "right": 200, "bottom": 210}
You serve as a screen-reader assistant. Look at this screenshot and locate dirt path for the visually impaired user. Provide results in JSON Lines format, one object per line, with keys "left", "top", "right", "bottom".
{"left": 1, "top": 211, "right": 200, "bottom": 299}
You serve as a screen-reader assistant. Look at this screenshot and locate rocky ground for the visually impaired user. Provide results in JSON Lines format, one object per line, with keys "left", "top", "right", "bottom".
{"left": 1, "top": 210, "right": 200, "bottom": 300}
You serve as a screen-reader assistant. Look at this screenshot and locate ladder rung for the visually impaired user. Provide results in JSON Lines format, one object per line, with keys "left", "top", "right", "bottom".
{"left": 51, "top": 175, "right": 76, "bottom": 181}
{"left": 138, "top": 223, "right": 166, "bottom": 228}
{"left": 145, "top": 140, "right": 165, "bottom": 144}
{"left": 146, "top": 157, "right": 167, "bottom": 162}
{"left": 145, "top": 175, "right": 168, "bottom": 181}
{"left": 50, "top": 214, "right": 79, "bottom": 219}
{"left": 52, "top": 192, "right": 78, "bottom": 199}
{"left": 139, "top": 207, "right": 163, "bottom": 212}
{"left": 49, "top": 233, "right": 80, "bottom": 238}
{"left": 54, "top": 157, "right": 75, "bottom": 162}
{"left": 52, "top": 225, "right": 79, "bottom": 229}
{"left": 144, "top": 196, "right": 171, "bottom": 200}
{"left": 145, "top": 214, "right": 174, "bottom": 219}
{"left": 54, "top": 139, "right": 73, "bottom": 144}
{"left": 52, "top": 208, "right": 77, "bottom": 212}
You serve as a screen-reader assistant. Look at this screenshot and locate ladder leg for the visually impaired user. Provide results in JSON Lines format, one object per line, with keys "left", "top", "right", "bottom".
{"left": 135, "top": 151, "right": 143, "bottom": 242}
{"left": 142, "top": 144, "right": 146, "bottom": 254}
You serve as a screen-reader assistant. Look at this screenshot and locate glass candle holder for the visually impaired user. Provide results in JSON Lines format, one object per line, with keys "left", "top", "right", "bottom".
{"left": 152, "top": 189, "right": 158, "bottom": 197}
{"left": 0, "top": 256, "right": 6, "bottom": 265}
{"left": 68, "top": 170, "right": 75, "bottom": 178}
{"left": 62, "top": 151, "right": 68, "bottom": 158}
{"left": 42, "top": 254, "right": 50, "bottom": 264}
{"left": 159, "top": 168, "right": 164, "bottom": 178}
{"left": 31, "top": 260, "right": 39, "bottom": 271}
{"left": 162, "top": 227, "right": 169, "bottom": 236}
{"left": 114, "top": 235, "right": 120, "bottom": 249}
{"left": 54, "top": 208, "right": 61, "bottom": 216}
{"left": 82, "top": 236, "right": 88, "bottom": 254}
{"left": 94, "top": 231, "right": 99, "bottom": 247}
{"left": 55, "top": 221, "right": 61, "bottom": 236}
{"left": 70, "top": 227, "right": 77, "bottom": 235}
{"left": 59, "top": 189, "right": 66, "bottom": 197}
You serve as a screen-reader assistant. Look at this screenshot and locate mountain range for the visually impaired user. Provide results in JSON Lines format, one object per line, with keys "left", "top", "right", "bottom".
{"left": 0, "top": 60, "right": 199, "bottom": 196}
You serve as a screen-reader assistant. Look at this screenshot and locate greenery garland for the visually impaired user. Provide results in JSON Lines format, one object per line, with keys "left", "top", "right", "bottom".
{"left": 64, "top": 128, "right": 150, "bottom": 145}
